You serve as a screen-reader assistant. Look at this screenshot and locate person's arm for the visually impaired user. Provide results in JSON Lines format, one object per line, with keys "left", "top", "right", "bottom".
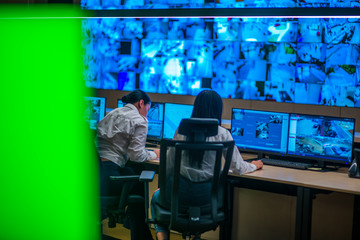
{"left": 229, "top": 147, "right": 258, "bottom": 175}
{"left": 250, "top": 160, "right": 263, "bottom": 170}
{"left": 222, "top": 129, "right": 262, "bottom": 175}
{"left": 127, "top": 123, "right": 157, "bottom": 162}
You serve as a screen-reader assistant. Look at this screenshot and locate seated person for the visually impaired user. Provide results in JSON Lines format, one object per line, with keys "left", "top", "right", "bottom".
{"left": 151, "top": 90, "right": 263, "bottom": 240}
{"left": 97, "top": 90, "right": 160, "bottom": 240}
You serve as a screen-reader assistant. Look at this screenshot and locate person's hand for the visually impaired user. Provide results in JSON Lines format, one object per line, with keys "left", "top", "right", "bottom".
{"left": 153, "top": 148, "right": 160, "bottom": 159}
{"left": 251, "top": 160, "right": 263, "bottom": 170}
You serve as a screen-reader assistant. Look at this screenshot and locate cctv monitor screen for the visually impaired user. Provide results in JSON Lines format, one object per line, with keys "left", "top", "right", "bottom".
{"left": 118, "top": 99, "right": 125, "bottom": 108}
{"left": 231, "top": 108, "right": 290, "bottom": 154}
{"left": 119, "top": 99, "right": 164, "bottom": 140}
{"left": 147, "top": 102, "right": 164, "bottom": 140}
{"left": 84, "top": 96, "right": 106, "bottom": 130}
{"left": 163, "top": 103, "right": 194, "bottom": 139}
{"left": 288, "top": 113, "right": 355, "bottom": 164}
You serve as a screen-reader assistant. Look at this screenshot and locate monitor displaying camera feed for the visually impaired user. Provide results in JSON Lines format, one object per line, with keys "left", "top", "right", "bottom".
{"left": 118, "top": 99, "right": 164, "bottom": 140}
{"left": 288, "top": 113, "right": 355, "bottom": 164}
{"left": 231, "top": 108, "right": 290, "bottom": 154}
{"left": 163, "top": 103, "right": 194, "bottom": 139}
{"left": 147, "top": 102, "right": 165, "bottom": 140}
{"left": 84, "top": 96, "right": 106, "bottom": 130}
{"left": 118, "top": 99, "right": 125, "bottom": 108}
{"left": 82, "top": 17, "right": 360, "bottom": 108}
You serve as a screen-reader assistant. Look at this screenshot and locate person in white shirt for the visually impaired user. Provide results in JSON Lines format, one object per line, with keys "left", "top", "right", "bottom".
{"left": 97, "top": 90, "right": 159, "bottom": 240}
{"left": 151, "top": 89, "right": 263, "bottom": 240}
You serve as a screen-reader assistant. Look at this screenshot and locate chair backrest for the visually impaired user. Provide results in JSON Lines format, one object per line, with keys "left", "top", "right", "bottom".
{"left": 157, "top": 118, "right": 235, "bottom": 235}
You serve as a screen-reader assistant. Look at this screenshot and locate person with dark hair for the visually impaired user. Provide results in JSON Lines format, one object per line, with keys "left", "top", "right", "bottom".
{"left": 151, "top": 90, "right": 263, "bottom": 240}
{"left": 97, "top": 90, "right": 159, "bottom": 240}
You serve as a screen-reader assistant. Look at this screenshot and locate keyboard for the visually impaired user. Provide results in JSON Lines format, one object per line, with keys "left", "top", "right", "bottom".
{"left": 260, "top": 158, "right": 313, "bottom": 170}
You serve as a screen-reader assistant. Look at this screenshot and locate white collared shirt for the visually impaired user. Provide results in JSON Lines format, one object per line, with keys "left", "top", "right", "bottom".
{"left": 96, "top": 103, "right": 157, "bottom": 167}
{"left": 167, "top": 126, "right": 257, "bottom": 182}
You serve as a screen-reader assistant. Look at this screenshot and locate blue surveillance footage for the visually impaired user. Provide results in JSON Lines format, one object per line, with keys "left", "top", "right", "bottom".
{"left": 147, "top": 102, "right": 164, "bottom": 140}
{"left": 288, "top": 114, "right": 355, "bottom": 163}
{"left": 84, "top": 96, "right": 106, "bottom": 130}
{"left": 163, "top": 103, "right": 194, "bottom": 139}
{"left": 231, "top": 108, "right": 290, "bottom": 154}
{"left": 117, "top": 99, "right": 125, "bottom": 108}
{"left": 81, "top": 0, "right": 360, "bottom": 9}
{"left": 82, "top": 16, "right": 360, "bottom": 107}
{"left": 118, "top": 100, "right": 164, "bottom": 140}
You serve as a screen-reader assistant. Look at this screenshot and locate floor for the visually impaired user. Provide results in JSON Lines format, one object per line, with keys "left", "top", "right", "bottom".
{"left": 101, "top": 218, "right": 184, "bottom": 240}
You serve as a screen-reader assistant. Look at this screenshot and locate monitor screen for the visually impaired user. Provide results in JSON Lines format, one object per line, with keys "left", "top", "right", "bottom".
{"left": 84, "top": 96, "right": 106, "bottom": 130}
{"left": 231, "top": 108, "right": 290, "bottom": 154}
{"left": 287, "top": 113, "right": 355, "bottom": 164}
{"left": 163, "top": 103, "right": 194, "bottom": 139}
{"left": 118, "top": 99, "right": 164, "bottom": 140}
{"left": 83, "top": 17, "right": 360, "bottom": 108}
{"left": 147, "top": 102, "right": 164, "bottom": 140}
{"left": 118, "top": 99, "right": 125, "bottom": 108}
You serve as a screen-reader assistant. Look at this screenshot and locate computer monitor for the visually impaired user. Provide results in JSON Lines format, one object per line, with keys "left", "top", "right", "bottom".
{"left": 117, "top": 99, "right": 125, "bottom": 108}
{"left": 287, "top": 113, "right": 355, "bottom": 167}
{"left": 119, "top": 99, "right": 164, "bottom": 141}
{"left": 84, "top": 96, "right": 106, "bottom": 130}
{"left": 231, "top": 108, "right": 290, "bottom": 155}
{"left": 163, "top": 103, "right": 194, "bottom": 139}
{"left": 147, "top": 102, "right": 164, "bottom": 141}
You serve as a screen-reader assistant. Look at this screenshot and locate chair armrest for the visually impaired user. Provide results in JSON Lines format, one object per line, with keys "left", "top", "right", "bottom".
{"left": 139, "top": 170, "right": 155, "bottom": 182}
{"left": 110, "top": 175, "right": 140, "bottom": 181}
{"left": 109, "top": 170, "right": 155, "bottom": 182}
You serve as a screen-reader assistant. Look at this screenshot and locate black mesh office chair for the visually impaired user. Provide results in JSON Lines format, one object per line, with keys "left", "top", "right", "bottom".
{"left": 150, "top": 118, "right": 235, "bottom": 240}
{"left": 97, "top": 148, "right": 155, "bottom": 240}
{"left": 100, "top": 171, "right": 154, "bottom": 228}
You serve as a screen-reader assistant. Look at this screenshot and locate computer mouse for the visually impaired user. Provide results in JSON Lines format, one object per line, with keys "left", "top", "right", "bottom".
{"left": 348, "top": 162, "right": 358, "bottom": 178}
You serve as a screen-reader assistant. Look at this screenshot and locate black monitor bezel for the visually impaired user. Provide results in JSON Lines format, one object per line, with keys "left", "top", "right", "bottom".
{"left": 230, "top": 107, "right": 291, "bottom": 156}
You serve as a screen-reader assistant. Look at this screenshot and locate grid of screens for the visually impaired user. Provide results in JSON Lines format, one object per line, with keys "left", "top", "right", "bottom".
{"left": 83, "top": 17, "right": 360, "bottom": 107}
{"left": 84, "top": 96, "right": 106, "bottom": 130}
{"left": 231, "top": 108, "right": 356, "bottom": 164}
{"left": 231, "top": 108, "right": 290, "bottom": 154}
{"left": 288, "top": 113, "right": 355, "bottom": 163}
{"left": 81, "top": 0, "right": 360, "bottom": 10}
{"left": 163, "top": 103, "right": 194, "bottom": 139}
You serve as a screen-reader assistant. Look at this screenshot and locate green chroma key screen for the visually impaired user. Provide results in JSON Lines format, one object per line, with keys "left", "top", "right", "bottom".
{"left": 0, "top": 5, "right": 99, "bottom": 240}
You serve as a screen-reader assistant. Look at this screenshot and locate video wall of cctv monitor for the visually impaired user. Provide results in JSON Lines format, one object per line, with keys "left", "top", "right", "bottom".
{"left": 118, "top": 99, "right": 165, "bottom": 141}
{"left": 163, "top": 103, "right": 194, "bottom": 139}
{"left": 83, "top": 17, "right": 360, "bottom": 108}
{"left": 287, "top": 113, "right": 355, "bottom": 166}
{"left": 84, "top": 96, "right": 106, "bottom": 130}
{"left": 231, "top": 108, "right": 290, "bottom": 155}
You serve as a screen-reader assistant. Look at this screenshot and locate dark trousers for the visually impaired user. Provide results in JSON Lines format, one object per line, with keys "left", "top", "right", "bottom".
{"left": 100, "top": 160, "right": 153, "bottom": 240}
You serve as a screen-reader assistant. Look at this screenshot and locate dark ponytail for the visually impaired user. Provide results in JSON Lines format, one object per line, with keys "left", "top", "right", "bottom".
{"left": 121, "top": 90, "right": 151, "bottom": 105}
{"left": 191, "top": 90, "right": 223, "bottom": 125}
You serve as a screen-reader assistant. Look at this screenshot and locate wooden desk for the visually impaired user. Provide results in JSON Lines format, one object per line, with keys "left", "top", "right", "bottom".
{"left": 143, "top": 155, "right": 360, "bottom": 240}
{"left": 228, "top": 164, "right": 360, "bottom": 240}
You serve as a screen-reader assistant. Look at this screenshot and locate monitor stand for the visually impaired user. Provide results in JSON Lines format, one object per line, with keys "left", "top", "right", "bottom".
{"left": 316, "top": 161, "right": 340, "bottom": 172}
